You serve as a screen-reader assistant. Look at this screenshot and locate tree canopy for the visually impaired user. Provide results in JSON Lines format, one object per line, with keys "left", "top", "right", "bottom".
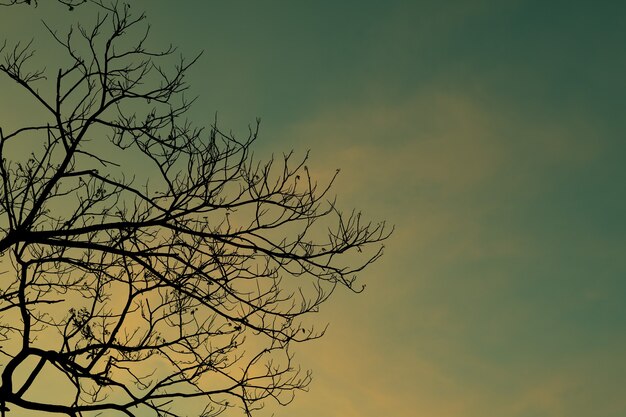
{"left": 0, "top": 2, "right": 390, "bottom": 416}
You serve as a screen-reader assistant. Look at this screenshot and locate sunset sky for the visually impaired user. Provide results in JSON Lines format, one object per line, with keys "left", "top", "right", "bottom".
{"left": 1, "top": 1, "right": 626, "bottom": 416}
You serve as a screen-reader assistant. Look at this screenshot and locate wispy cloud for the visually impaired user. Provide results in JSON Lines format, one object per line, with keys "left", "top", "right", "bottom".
{"left": 272, "top": 87, "right": 612, "bottom": 417}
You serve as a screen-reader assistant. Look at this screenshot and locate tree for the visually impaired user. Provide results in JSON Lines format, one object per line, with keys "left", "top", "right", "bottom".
{"left": 0, "top": 2, "right": 390, "bottom": 416}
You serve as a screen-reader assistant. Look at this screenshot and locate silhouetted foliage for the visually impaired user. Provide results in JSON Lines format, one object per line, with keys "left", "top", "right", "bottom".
{"left": 0, "top": 2, "right": 390, "bottom": 416}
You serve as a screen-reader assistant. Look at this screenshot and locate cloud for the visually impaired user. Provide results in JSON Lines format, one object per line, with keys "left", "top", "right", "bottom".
{"left": 279, "top": 87, "right": 599, "bottom": 202}
{"left": 283, "top": 91, "right": 502, "bottom": 193}
{"left": 268, "top": 87, "right": 613, "bottom": 417}
{"left": 275, "top": 87, "right": 601, "bottom": 262}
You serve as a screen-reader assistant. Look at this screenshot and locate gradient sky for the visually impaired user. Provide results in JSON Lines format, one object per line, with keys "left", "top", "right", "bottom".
{"left": 2, "top": 1, "right": 626, "bottom": 416}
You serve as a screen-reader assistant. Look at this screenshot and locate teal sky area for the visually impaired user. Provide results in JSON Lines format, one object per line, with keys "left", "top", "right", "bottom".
{"left": 1, "top": 1, "right": 626, "bottom": 416}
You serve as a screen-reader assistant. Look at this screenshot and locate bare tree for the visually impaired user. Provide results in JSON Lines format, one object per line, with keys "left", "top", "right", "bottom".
{"left": 0, "top": 2, "right": 390, "bottom": 416}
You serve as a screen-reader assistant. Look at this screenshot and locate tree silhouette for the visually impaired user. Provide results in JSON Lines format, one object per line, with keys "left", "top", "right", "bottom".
{"left": 0, "top": 2, "right": 390, "bottom": 417}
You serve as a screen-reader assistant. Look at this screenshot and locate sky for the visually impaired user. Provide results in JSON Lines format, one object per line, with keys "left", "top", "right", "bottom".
{"left": 1, "top": 1, "right": 626, "bottom": 416}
